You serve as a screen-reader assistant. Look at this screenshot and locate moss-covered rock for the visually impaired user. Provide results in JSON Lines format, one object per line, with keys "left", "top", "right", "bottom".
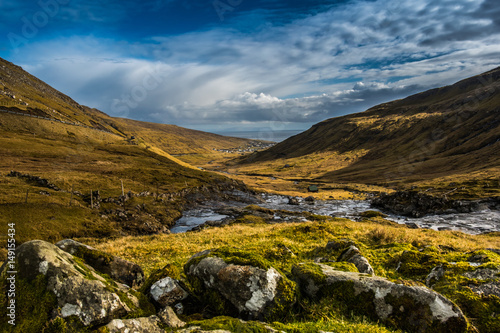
{"left": 292, "top": 262, "right": 468, "bottom": 333}
{"left": 56, "top": 239, "right": 144, "bottom": 288}
{"left": 184, "top": 247, "right": 297, "bottom": 321}
{"left": 0, "top": 240, "right": 153, "bottom": 332}
{"left": 431, "top": 263, "right": 500, "bottom": 332}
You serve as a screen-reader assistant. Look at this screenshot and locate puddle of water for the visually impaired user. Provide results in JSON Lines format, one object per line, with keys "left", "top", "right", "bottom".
{"left": 171, "top": 194, "right": 500, "bottom": 234}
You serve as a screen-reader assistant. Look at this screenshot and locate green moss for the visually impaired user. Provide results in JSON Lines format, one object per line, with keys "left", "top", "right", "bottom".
{"left": 0, "top": 275, "right": 57, "bottom": 333}
{"left": 324, "top": 262, "right": 358, "bottom": 272}
{"left": 432, "top": 265, "right": 500, "bottom": 332}
{"left": 185, "top": 246, "right": 273, "bottom": 272}
{"left": 396, "top": 250, "right": 445, "bottom": 278}
{"left": 72, "top": 257, "right": 98, "bottom": 281}
{"left": 118, "top": 289, "right": 156, "bottom": 319}
{"left": 74, "top": 246, "right": 114, "bottom": 267}
{"left": 41, "top": 317, "right": 67, "bottom": 333}
{"left": 190, "top": 316, "right": 270, "bottom": 332}
{"left": 293, "top": 263, "right": 328, "bottom": 286}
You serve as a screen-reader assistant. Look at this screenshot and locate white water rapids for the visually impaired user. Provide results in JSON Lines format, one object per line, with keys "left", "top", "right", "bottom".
{"left": 171, "top": 194, "right": 500, "bottom": 234}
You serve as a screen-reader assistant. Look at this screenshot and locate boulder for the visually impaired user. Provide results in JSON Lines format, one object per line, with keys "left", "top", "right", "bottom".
{"left": 337, "top": 245, "right": 375, "bottom": 275}
{"left": 292, "top": 263, "right": 468, "bottom": 333}
{"left": 8, "top": 240, "right": 141, "bottom": 327}
{"left": 157, "top": 306, "right": 186, "bottom": 328}
{"left": 287, "top": 197, "right": 300, "bottom": 205}
{"left": 106, "top": 316, "right": 165, "bottom": 332}
{"left": 150, "top": 277, "right": 188, "bottom": 307}
{"left": 184, "top": 248, "right": 296, "bottom": 320}
{"left": 56, "top": 239, "right": 144, "bottom": 288}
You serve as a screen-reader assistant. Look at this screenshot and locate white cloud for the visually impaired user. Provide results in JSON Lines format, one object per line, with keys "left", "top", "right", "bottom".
{"left": 7, "top": 0, "right": 500, "bottom": 131}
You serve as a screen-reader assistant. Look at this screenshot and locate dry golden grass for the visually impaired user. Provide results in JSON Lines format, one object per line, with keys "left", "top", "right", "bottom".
{"left": 84, "top": 219, "right": 500, "bottom": 277}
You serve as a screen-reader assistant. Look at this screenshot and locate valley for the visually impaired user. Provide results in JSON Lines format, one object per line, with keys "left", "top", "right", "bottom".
{"left": 0, "top": 57, "right": 499, "bottom": 333}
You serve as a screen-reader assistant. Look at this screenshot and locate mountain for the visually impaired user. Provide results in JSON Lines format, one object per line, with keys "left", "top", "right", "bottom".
{"left": 238, "top": 67, "right": 500, "bottom": 195}
{"left": 0, "top": 57, "right": 257, "bottom": 246}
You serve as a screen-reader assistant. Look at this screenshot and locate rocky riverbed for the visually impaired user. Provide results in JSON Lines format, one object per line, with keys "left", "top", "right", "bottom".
{"left": 171, "top": 193, "right": 500, "bottom": 235}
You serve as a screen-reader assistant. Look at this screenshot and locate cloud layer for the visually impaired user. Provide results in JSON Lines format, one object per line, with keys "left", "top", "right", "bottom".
{"left": 2, "top": 0, "right": 500, "bottom": 132}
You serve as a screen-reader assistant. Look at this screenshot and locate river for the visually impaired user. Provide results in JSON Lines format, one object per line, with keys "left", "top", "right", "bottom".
{"left": 171, "top": 194, "right": 500, "bottom": 235}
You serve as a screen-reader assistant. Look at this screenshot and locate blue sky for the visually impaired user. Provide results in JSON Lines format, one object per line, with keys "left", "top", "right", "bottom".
{"left": 1, "top": 0, "right": 500, "bottom": 134}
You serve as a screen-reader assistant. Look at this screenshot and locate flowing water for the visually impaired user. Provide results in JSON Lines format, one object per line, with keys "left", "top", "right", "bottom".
{"left": 171, "top": 193, "right": 500, "bottom": 234}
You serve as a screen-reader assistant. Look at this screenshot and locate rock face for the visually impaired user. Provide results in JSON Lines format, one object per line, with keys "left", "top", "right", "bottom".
{"left": 184, "top": 248, "right": 296, "bottom": 320}
{"left": 11, "top": 240, "right": 141, "bottom": 327}
{"left": 292, "top": 263, "right": 468, "bottom": 333}
{"left": 106, "top": 316, "right": 166, "bottom": 333}
{"left": 150, "top": 277, "right": 189, "bottom": 307}
{"left": 56, "top": 239, "right": 144, "bottom": 288}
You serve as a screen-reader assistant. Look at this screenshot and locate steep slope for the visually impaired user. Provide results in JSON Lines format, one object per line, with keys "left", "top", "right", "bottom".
{"left": 0, "top": 57, "right": 253, "bottom": 248}
{"left": 238, "top": 67, "right": 500, "bottom": 189}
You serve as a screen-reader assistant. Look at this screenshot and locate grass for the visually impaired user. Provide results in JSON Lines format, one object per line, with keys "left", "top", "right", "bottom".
{"left": 75, "top": 218, "right": 500, "bottom": 332}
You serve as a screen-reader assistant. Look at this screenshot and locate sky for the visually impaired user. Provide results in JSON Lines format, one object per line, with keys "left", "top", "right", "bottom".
{"left": 1, "top": 0, "right": 499, "bottom": 135}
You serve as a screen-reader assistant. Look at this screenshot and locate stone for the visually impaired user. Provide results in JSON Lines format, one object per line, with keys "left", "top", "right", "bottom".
{"left": 288, "top": 197, "right": 300, "bottom": 205}
{"left": 337, "top": 245, "right": 375, "bottom": 275}
{"left": 56, "top": 239, "right": 144, "bottom": 288}
{"left": 292, "top": 263, "right": 468, "bottom": 333}
{"left": 150, "top": 277, "right": 188, "bottom": 307}
{"left": 106, "top": 316, "right": 166, "bottom": 332}
{"left": 8, "top": 240, "right": 140, "bottom": 327}
{"left": 157, "top": 306, "right": 186, "bottom": 328}
{"left": 426, "top": 266, "right": 446, "bottom": 287}
{"left": 305, "top": 196, "right": 315, "bottom": 203}
{"left": 184, "top": 248, "right": 296, "bottom": 320}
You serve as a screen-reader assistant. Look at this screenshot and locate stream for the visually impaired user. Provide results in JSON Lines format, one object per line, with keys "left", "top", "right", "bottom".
{"left": 171, "top": 194, "right": 500, "bottom": 235}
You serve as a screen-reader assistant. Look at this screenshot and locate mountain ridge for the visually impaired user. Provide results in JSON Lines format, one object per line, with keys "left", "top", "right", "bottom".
{"left": 236, "top": 66, "right": 500, "bottom": 191}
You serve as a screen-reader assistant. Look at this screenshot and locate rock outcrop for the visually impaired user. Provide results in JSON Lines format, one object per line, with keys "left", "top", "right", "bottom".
{"left": 184, "top": 248, "right": 296, "bottom": 320}
{"left": 371, "top": 191, "right": 490, "bottom": 217}
{"left": 56, "top": 239, "right": 144, "bottom": 288}
{"left": 7, "top": 240, "right": 145, "bottom": 328}
{"left": 292, "top": 263, "right": 468, "bottom": 333}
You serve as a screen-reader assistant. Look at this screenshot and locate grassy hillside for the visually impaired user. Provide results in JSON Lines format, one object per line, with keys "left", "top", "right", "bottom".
{"left": 234, "top": 67, "right": 500, "bottom": 197}
{"left": 0, "top": 57, "right": 259, "bottom": 257}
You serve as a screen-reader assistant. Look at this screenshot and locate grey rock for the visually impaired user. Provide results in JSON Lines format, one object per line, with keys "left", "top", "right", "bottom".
{"left": 56, "top": 239, "right": 144, "bottom": 288}
{"left": 292, "top": 263, "right": 467, "bottom": 333}
{"left": 157, "top": 306, "right": 186, "bottom": 328}
{"left": 10, "top": 240, "right": 138, "bottom": 327}
{"left": 463, "top": 268, "right": 500, "bottom": 281}
{"left": 426, "top": 266, "right": 446, "bottom": 287}
{"left": 106, "top": 316, "right": 166, "bottom": 332}
{"left": 185, "top": 252, "right": 296, "bottom": 320}
{"left": 468, "top": 282, "right": 500, "bottom": 297}
{"left": 150, "top": 277, "right": 188, "bottom": 307}
{"left": 338, "top": 245, "right": 375, "bottom": 275}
